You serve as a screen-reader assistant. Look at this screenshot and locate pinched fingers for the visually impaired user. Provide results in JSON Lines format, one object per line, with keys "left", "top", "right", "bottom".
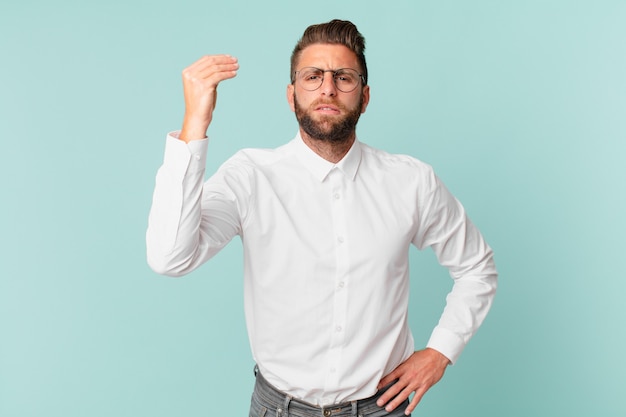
{"left": 189, "top": 54, "right": 239, "bottom": 77}
{"left": 183, "top": 55, "right": 239, "bottom": 86}
{"left": 179, "top": 55, "right": 239, "bottom": 141}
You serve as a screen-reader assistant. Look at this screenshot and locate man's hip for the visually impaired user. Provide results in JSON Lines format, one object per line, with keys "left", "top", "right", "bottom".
{"left": 250, "top": 367, "right": 410, "bottom": 417}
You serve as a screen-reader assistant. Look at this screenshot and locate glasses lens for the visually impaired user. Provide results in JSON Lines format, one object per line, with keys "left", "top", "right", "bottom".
{"left": 298, "top": 68, "right": 324, "bottom": 91}
{"left": 333, "top": 69, "right": 360, "bottom": 92}
{"left": 296, "top": 68, "right": 361, "bottom": 92}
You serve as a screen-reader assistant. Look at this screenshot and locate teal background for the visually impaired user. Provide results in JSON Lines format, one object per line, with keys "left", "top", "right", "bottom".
{"left": 1, "top": 0, "right": 625, "bottom": 416}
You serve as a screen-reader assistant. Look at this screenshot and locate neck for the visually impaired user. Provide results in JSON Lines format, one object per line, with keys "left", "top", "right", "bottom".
{"left": 299, "top": 129, "right": 355, "bottom": 163}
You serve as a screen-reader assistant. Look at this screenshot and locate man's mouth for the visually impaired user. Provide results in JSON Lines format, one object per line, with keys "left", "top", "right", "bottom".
{"left": 314, "top": 104, "right": 341, "bottom": 113}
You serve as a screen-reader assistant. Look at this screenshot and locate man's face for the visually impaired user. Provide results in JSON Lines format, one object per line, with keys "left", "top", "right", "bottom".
{"left": 287, "top": 43, "right": 370, "bottom": 144}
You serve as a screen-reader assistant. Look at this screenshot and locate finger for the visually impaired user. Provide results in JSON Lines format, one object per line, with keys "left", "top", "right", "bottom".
{"left": 182, "top": 67, "right": 238, "bottom": 96}
{"left": 383, "top": 385, "right": 414, "bottom": 413}
{"left": 405, "top": 387, "right": 427, "bottom": 415}
{"left": 378, "top": 368, "right": 401, "bottom": 390}
{"left": 183, "top": 56, "right": 239, "bottom": 83}
{"left": 194, "top": 60, "right": 239, "bottom": 77}
{"left": 376, "top": 379, "right": 403, "bottom": 408}
{"left": 199, "top": 67, "right": 238, "bottom": 85}
{"left": 185, "top": 61, "right": 239, "bottom": 82}
{"left": 189, "top": 54, "right": 237, "bottom": 70}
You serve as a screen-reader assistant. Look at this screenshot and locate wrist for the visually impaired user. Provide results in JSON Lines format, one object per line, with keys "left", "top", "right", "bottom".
{"left": 424, "top": 348, "right": 451, "bottom": 366}
{"left": 180, "top": 114, "right": 210, "bottom": 143}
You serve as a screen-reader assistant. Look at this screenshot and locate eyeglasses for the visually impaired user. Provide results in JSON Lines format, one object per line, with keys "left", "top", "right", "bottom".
{"left": 293, "top": 67, "right": 364, "bottom": 93}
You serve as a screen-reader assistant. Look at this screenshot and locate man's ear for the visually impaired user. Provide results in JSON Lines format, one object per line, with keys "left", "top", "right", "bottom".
{"left": 287, "top": 84, "right": 295, "bottom": 112}
{"left": 361, "top": 85, "right": 370, "bottom": 114}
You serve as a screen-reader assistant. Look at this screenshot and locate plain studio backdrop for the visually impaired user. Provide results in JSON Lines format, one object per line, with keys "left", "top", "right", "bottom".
{"left": 1, "top": 1, "right": 624, "bottom": 416}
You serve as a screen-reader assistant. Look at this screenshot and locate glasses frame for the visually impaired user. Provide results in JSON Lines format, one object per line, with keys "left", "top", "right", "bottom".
{"left": 293, "top": 67, "right": 365, "bottom": 93}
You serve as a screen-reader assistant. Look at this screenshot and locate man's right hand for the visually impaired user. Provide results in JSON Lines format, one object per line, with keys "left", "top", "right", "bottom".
{"left": 179, "top": 55, "right": 239, "bottom": 142}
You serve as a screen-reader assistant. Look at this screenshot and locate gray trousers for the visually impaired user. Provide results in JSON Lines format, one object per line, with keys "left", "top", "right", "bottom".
{"left": 249, "top": 367, "right": 410, "bottom": 417}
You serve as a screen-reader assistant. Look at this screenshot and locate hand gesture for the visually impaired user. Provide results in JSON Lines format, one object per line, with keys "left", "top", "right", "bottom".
{"left": 376, "top": 348, "right": 450, "bottom": 415}
{"left": 179, "top": 55, "right": 239, "bottom": 142}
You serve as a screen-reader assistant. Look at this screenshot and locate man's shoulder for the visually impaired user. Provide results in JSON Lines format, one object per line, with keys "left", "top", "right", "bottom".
{"left": 223, "top": 140, "right": 294, "bottom": 168}
{"left": 359, "top": 141, "right": 434, "bottom": 174}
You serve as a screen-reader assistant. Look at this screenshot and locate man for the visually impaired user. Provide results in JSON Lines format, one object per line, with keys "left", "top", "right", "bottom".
{"left": 147, "top": 19, "right": 497, "bottom": 417}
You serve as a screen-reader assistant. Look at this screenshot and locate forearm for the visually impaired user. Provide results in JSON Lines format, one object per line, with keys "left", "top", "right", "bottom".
{"left": 427, "top": 254, "right": 498, "bottom": 364}
{"left": 146, "top": 134, "right": 209, "bottom": 276}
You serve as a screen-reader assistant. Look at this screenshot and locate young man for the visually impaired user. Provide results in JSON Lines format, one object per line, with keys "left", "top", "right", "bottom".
{"left": 147, "top": 19, "right": 497, "bottom": 417}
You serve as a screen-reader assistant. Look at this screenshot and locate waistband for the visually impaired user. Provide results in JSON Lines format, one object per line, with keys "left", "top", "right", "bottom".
{"left": 252, "top": 366, "right": 399, "bottom": 417}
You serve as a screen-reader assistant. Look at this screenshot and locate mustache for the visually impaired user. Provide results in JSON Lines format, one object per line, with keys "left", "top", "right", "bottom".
{"left": 309, "top": 99, "right": 347, "bottom": 111}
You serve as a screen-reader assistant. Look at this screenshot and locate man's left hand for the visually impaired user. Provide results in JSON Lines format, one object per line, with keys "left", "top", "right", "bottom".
{"left": 376, "top": 348, "right": 450, "bottom": 415}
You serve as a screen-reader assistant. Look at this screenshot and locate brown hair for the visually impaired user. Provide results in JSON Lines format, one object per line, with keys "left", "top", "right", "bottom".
{"left": 290, "top": 19, "right": 368, "bottom": 85}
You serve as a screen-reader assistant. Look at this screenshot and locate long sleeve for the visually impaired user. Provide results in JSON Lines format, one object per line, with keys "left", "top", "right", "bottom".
{"left": 413, "top": 171, "right": 498, "bottom": 364}
{"left": 146, "top": 133, "right": 242, "bottom": 277}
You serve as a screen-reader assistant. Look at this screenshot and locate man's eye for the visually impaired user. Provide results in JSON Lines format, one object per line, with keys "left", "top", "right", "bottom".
{"left": 335, "top": 72, "right": 355, "bottom": 83}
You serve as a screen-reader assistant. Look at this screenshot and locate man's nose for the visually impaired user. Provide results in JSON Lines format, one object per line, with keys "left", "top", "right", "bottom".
{"left": 319, "top": 74, "right": 337, "bottom": 96}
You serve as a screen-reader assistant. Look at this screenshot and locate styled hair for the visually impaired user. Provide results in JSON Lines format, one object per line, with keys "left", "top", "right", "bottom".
{"left": 290, "top": 19, "right": 368, "bottom": 85}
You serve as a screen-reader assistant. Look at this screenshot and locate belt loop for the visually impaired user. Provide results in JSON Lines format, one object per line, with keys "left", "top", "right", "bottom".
{"left": 351, "top": 400, "right": 357, "bottom": 417}
{"left": 282, "top": 394, "right": 292, "bottom": 417}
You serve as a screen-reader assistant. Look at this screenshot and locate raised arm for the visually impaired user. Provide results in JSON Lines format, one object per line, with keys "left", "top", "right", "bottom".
{"left": 146, "top": 56, "right": 241, "bottom": 276}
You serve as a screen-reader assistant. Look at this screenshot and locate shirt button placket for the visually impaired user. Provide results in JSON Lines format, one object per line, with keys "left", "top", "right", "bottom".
{"left": 326, "top": 169, "right": 349, "bottom": 390}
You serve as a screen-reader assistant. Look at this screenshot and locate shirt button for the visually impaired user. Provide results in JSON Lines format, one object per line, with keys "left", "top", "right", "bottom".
{"left": 333, "top": 193, "right": 340, "bottom": 200}
{"left": 193, "top": 154, "right": 200, "bottom": 161}
{"left": 338, "top": 281, "right": 345, "bottom": 288}
{"left": 337, "top": 236, "right": 344, "bottom": 243}
{"left": 335, "top": 325, "right": 342, "bottom": 332}
{"left": 324, "top": 410, "right": 332, "bottom": 417}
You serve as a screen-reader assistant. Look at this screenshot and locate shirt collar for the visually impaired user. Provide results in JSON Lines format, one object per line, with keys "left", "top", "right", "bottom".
{"left": 290, "top": 132, "right": 362, "bottom": 182}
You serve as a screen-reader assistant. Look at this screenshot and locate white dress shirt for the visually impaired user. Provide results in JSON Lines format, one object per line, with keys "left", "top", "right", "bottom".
{"left": 146, "top": 132, "right": 497, "bottom": 406}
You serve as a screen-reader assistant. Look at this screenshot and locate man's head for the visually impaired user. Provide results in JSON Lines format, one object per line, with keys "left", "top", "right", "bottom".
{"left": 290, "top": 19, "right": 368, "bottom": 86}
{"left": 287, "top": 20, "right": 370, "bottom": 145}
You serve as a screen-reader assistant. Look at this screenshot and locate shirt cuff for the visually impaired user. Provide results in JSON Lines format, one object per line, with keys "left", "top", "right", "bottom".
{"left": 164, "top": 131, "right": 209, "bottom": 176}
{"left": 426, "top": 327, "right": 465, "bottom": 365}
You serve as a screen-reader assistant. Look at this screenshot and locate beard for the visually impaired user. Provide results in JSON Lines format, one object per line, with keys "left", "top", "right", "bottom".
{"left": 294, "top": 93, "right": 364, "bottom": 144}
